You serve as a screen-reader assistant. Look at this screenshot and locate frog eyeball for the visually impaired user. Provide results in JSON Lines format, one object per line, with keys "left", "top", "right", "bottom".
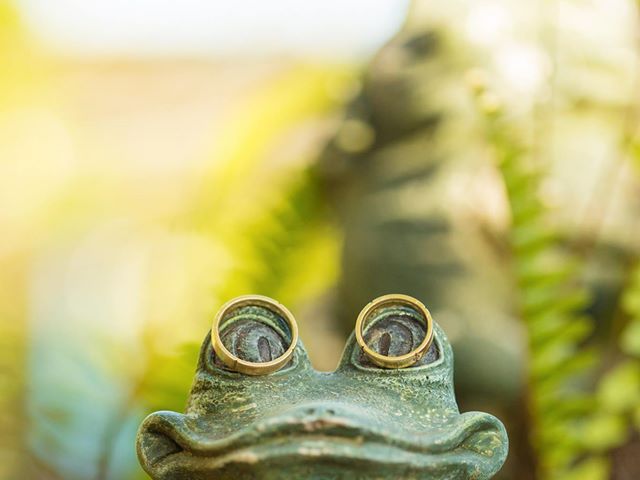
{"left": 355, "top": 295, "right": 438, "bottom": 369}
{"left": 211, "top": 295, "right": 298, "bottom": 375}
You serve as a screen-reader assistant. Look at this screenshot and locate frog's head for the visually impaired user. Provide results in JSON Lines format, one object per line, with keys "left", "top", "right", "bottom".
{"left": 137, "top": 299, "right": 508, "bottom": 480}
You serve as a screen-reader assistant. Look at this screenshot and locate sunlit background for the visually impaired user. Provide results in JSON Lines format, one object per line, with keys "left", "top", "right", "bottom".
{"left": 2, "top": 0, "right": 640, "bottom": 479}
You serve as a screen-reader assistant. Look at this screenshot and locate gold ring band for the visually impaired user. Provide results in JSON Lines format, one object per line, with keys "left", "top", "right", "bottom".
{"left": 211, "top": 295, "right": 298, "bottom": 375}
{"left": 355, "top": 294, "right": 434, "bottom": 369}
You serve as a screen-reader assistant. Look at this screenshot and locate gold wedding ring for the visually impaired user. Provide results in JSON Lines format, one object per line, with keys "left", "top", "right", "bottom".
{"left": 211, "top": 295, "right": 298, "bottom": 375}
{"left": 355, "top": 294, "right": 434, "bottom": 369}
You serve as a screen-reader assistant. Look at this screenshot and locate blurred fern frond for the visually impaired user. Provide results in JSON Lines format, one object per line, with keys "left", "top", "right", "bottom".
{"left": 590, "top": 264, "right": 640, "bottom": 454}
{"left": 216, "top": 167, "right": 339, "bottom": 305}
{"left": 621, "top": 265, "right": 640, "bottom": 359}
{"left": 475, "top": 98, "right": 602, "bottom": 478}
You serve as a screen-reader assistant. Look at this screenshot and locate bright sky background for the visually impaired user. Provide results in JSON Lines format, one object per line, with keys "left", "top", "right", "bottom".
{"left": 18, "top": 0, "right": 410, "bottom": 60}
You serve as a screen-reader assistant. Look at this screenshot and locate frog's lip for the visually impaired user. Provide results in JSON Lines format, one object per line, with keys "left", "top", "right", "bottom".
{"left": 137, "top": 409, "right": 507, "bottom": 478}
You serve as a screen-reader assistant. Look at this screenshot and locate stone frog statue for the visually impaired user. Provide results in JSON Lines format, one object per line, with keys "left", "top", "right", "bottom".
{"left": 136, "top": 295, "right": 508, "bottom": 479}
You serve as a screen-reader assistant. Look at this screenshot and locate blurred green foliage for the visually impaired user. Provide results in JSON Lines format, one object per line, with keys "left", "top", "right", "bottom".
{"left": 477, "top": 101, "right": 602, "bottom": 477}
{"left": 2, "top": 1, "right": 640, "bottom": 479}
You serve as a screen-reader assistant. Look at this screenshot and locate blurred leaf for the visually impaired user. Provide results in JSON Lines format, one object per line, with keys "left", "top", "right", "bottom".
{"left": 579, "top": 413, "right": 628, "bottom": 451}
{"left": 621, "top": 267, "right": 640, "bottom": 356}
{"left": 559, "top": 456, "right": 610, "bottom": 480}
{"left": 621, "top": 319, "right": 640, "bottom": 356}
{"left": 597, "top": 361, "right": 640, "bottom": 413}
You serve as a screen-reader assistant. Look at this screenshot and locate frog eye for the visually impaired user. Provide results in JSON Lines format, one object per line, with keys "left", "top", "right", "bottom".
{"left": 355, "top": 294, "right": 438, "bottom": 369}
{"left": 211, "top": 295, "right": 298, "bottom": 375}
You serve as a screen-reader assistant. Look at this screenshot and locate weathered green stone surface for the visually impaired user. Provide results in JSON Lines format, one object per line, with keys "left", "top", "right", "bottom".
{"left": 136, "top": 309, "right": 508, "bottom": 479}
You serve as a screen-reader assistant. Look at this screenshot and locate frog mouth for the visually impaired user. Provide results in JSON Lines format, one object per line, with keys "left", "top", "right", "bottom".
{"left": 137, "top": 406, "right": 507, "bottom": 479}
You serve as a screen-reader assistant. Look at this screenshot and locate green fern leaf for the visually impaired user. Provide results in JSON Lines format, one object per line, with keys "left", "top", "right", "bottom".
{"left": 477, "top": 100, "right": 598, "bottom": 477}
